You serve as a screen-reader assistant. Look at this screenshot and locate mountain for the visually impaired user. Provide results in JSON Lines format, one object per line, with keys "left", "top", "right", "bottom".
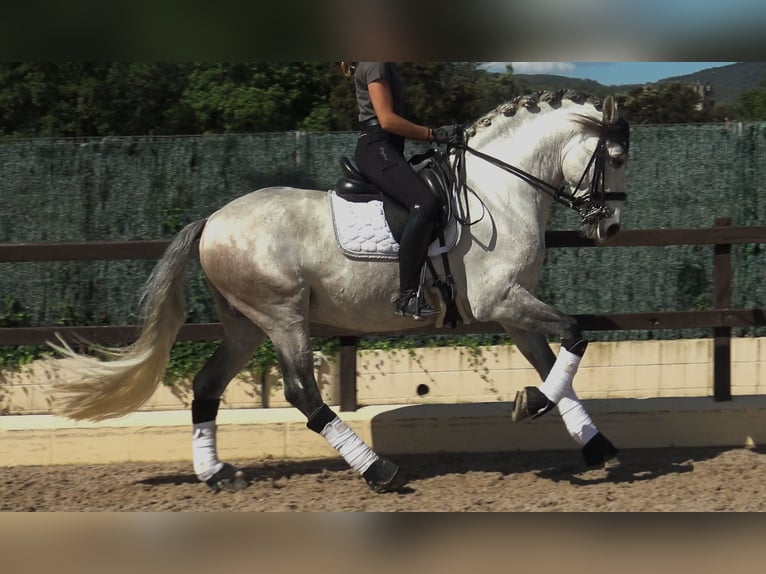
{"left": 512, "top": 74, "right": 617, "bottom": 98}
{"left": 657, "top": 62, "right": 766, "bottom": 105}
{"left": 513, "top": 62, "right": 766, "bottom": 105}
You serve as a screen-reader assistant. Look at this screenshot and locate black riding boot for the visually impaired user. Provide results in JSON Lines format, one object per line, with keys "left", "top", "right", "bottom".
{"left": 396, "top": 205, "right": 439, "bottom": 320}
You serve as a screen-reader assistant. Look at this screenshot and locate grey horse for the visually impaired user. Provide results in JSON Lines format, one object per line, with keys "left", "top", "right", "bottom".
{"left": 52, "top": 92, "right": 630, "bottom": 493}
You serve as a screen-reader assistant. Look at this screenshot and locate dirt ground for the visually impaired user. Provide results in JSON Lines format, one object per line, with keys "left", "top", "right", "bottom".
{"left": 2, "top": 445, "right": 766, "bottom": 511}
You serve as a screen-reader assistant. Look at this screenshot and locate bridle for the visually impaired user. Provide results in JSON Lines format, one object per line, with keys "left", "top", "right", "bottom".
{"left": 448, "top": 116, "right": 630, "bottom": 227}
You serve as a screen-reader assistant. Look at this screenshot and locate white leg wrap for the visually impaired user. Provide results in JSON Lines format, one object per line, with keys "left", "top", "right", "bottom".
{"left": 192, "top": 421, "right": 224, "bottom": 482}
{"left": 557, "top": 387, "right": 598, "bottom": 446}
{"left": 539, "top": 347, "right": 582, "bottom": 404}
{"left": 320, "top": 417, "right": 379, "bottom": 475}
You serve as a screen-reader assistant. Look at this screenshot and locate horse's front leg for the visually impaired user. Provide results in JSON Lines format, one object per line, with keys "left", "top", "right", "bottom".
{"left": 482, "top": 286, "right": 619, "bottom": 468}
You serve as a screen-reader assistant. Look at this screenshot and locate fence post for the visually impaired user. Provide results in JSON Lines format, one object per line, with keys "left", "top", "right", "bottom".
{"left": 338, "top": 336, "right": 358, "bottom": 411}
{"left": 713, "top": 217, "right": 732, "bottom": 401}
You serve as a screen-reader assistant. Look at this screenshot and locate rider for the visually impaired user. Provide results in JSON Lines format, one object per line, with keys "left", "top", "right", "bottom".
{"left": 341, "top": 61, "right": 460, "bottom": 320}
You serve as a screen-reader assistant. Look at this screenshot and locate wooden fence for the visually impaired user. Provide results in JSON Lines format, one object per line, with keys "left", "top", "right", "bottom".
{"left": 2, "top": 217, "right": 765, "bottom": 409}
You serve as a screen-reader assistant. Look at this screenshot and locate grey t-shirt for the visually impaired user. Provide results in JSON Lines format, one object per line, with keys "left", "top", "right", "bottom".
{"left": 353, "top": 62, "right": 405, "bottom": 123}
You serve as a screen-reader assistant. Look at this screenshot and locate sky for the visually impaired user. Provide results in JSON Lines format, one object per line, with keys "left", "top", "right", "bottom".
{"left": 483, "top": 62, "right": 738, "bottom": 86}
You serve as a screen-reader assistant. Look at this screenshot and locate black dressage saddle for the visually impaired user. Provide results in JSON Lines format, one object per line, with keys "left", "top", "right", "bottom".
{"left": 333, "top": 151, "right": 465, "bottom": 328}
{"left": 333, "top": 151, "right": 452, "bottom": 243}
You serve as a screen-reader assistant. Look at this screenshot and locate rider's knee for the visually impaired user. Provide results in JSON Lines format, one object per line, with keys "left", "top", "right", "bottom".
{"left": 412, "top": 198, "right": 438, "bottom": 223}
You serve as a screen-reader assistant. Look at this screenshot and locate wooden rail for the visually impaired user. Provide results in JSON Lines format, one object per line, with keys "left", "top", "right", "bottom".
{"left": 2, "top": 217, "right": 765, "bottom": 408}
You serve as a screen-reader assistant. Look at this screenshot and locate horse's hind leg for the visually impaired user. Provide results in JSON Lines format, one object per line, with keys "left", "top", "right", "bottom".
{"left": 502, "top": 323, "right": 619, "bottom": 469}
{"left": 191, "top": 292, "right": 266, "bottom": 492}
{"left": 266, "top": 319, "right": 400, "bottom": 493}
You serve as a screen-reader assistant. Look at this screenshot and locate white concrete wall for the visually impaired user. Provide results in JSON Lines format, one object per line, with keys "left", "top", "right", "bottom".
{"left": 3, "top": 337, "right": 765, "bottom": 415}
{"left": 3, "top": 337, "right": 766, "bottom": 466}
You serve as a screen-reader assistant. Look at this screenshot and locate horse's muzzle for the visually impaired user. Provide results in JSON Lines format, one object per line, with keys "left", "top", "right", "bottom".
{"left": 595, "top": 214, "right": 622, "bottom": 241}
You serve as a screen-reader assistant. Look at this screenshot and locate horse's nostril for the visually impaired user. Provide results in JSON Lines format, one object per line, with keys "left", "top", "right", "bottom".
{"left": 606, "top": 223, "right": 621, "bottom": 237}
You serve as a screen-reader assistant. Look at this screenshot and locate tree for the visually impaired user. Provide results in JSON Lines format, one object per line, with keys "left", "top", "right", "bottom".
{"left": 179, "top": 63, "right": 342, "bottom": 133}
{"left": 0, "top": 63, "right": 104, "bottom": 136}
{"left": 0, "top": 63, "right": 195, "bottom": 137}
{"left": 97, "top": 63, "right": 197, "bottom": 135}
{"left": 468, "top": 65, "right": 520, "bottom": 118}
{"left": 616, "top": 82, "right": 711, "bottom": 124}
{"left": 8, "top": 63, "right": 750, "bottom": 138}
{"left": 298, "top": 64, "right": 357, "bottom": 132}
{"left": 735, "top": 80, "right": 766, "bottom": 120}
{"left": 399, "top": 62, "right": 520, "bottom": 127}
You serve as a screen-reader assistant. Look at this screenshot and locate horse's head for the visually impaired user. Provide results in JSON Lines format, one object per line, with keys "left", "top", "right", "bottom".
{"left": 562, "top": 95, "right": 630, "bottom": 242}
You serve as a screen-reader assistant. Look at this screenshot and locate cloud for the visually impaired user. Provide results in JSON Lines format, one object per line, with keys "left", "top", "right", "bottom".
{"left": 511, "top": 62, "right": 578, "bottom": 75}
{"left": 481, "top": 62, "right": 579, "bottom": 75}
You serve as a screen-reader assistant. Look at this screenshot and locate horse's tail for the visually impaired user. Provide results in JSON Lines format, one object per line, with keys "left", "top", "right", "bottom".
{"left": 51, "top": 219, "right": 208, "bottom": 421}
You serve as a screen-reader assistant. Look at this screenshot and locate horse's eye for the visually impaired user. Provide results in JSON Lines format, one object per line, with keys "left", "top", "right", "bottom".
{"left": 610, "top": 157, "right": 624, "bottom": 169}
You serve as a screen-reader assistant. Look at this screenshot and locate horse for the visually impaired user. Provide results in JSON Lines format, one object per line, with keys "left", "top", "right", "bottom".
{"left": 51, "top": 90, "right": 630, "bottom": 493}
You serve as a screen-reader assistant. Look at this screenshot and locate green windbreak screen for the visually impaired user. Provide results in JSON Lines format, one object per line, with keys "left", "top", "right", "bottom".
{"left": 1, "top": 124, "right": 765, "bottom": 340}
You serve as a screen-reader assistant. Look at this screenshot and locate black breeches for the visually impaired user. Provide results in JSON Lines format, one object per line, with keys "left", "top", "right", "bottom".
{"left": 354, "top": 127, "right": 438, "bottom": 292}
{"left": 354, "top": 126, "right": 438, "bottom": 219}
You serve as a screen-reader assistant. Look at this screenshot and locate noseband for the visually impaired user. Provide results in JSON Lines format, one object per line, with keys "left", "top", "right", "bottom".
{"left": 571, "top": 116, "right": 630, "bottom": 224}
{"left": 451, "top": 116, "right": 629, "bottom": 227}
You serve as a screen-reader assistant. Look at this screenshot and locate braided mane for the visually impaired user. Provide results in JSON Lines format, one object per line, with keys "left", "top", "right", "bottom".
{"left": 465, "top": 90, "right": 607, "bottom": 144}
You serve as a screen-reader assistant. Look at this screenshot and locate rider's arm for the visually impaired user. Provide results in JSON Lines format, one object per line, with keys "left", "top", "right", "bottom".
{"left": 367, "top": 79, "right": 434, "bottom": 142}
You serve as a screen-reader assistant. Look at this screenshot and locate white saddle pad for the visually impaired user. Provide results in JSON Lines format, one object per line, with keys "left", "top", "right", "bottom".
{"left": 328, "top": 191, "right": 460, "bottom": 261}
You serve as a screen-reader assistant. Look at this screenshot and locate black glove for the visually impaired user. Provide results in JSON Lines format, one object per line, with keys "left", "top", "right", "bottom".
{"left": 432, "top": 124, "right": 461, "bottom": 145}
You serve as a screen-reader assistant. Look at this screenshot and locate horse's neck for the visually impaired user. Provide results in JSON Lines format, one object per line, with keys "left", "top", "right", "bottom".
{"left": 475, "top": 110, "right": 569, "bottom": 176}
{"left": 468, "top": 112, "right": 570, "bottom": 228}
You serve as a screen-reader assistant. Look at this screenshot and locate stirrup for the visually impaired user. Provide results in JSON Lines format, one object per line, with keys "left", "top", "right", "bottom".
{"left": 396, "top": 290, "right": 439, "bottom": 320}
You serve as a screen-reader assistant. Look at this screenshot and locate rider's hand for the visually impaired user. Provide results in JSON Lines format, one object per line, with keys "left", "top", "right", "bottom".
{"left": 431, "top": 124, "right": 461, "bottom": 145}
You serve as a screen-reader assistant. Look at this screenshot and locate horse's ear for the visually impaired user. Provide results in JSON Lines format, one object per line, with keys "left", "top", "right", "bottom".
{"left": 602, "top": 94, "right": 618, "bottom": 124}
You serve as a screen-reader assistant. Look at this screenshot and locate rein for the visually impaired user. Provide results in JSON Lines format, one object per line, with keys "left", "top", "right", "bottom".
{"left": 450, "top": 130, "right": 625, "bottom": 227}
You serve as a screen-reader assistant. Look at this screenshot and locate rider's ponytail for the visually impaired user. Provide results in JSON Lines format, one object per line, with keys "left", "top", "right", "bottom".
{"left": 340, "top": 62, "right": 357, "bottom": 79}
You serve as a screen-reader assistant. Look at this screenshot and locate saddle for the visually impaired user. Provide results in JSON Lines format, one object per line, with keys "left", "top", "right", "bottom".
{"left": 334, "top": 149, "right": 451, "bottom": 243}
{"left": 332, "top": 150, "right": 465, "bottom": 328}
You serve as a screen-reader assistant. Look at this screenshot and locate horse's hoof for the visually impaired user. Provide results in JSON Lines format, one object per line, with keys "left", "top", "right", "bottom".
{"left": 205, "top": 463, "right": 248, "bottom": 493}
{"left": 581, "top": 432, "right": 619, "bottom": 468}
{"left": 512, "top": 386, "right": 556, "bottom": 422}
{"left": 363, "top": 457, "right": 401, "bottom": 493}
